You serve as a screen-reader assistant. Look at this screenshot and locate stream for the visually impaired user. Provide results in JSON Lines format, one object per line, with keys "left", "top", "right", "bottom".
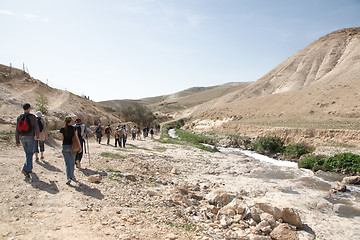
{"left": 168, "top": 129, "right": 360, "bottom": 218}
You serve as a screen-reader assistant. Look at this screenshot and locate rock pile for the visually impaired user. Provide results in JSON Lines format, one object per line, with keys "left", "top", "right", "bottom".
{"left": 166, "top": 187, "right": 311, "bottom": 239}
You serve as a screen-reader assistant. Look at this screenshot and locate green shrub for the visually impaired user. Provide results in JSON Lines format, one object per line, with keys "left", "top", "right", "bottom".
{"left": 324, "top": 153, "right": 360, "bottom": 173}
{"left": 253, "top": 137, "right": 284, "bottom": 154}
{"left": 298, "top": 153, "right": 360, "bottom": 173}
{"left": 283, "top": 144, "right": 312, "bottom": 159}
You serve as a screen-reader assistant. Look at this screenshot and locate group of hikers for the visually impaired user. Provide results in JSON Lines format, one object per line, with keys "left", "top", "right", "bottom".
{"left": 15, "top": 102, "right": 160, "bottom": 185}
{"left": 95, "top": 124, "right": 160, "bottom": 147}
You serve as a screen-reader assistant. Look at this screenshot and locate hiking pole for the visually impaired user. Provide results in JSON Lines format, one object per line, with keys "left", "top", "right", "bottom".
{"left": 86, "top": 135, "right": 91, "bottom": 166}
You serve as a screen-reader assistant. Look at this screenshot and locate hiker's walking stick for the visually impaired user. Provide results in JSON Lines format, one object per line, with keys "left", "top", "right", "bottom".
{"left": 86, "top": 135, "right": 91, "bottom": 166}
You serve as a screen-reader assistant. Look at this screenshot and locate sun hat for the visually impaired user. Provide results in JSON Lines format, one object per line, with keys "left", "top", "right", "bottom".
{"left": 35, "top": 111, "right": 43, "bottom": 118}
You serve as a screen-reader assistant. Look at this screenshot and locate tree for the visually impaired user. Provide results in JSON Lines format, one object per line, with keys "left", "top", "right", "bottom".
{"left": 121, "top": 102, "right": 156, "bottom": 126}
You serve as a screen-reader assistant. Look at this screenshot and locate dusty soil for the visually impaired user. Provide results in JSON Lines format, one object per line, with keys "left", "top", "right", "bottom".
{"left": 1, "top": 133, "right": 360, "bottom": 240}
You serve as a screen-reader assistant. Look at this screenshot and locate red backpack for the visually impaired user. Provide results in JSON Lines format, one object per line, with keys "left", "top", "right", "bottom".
{"left": 17, "top": 115, "right": 32, "bottom": 134}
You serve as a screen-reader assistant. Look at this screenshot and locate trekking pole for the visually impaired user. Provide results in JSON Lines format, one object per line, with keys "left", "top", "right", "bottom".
{"left": 86, "top": 135, "right": 91, "bottom": 166}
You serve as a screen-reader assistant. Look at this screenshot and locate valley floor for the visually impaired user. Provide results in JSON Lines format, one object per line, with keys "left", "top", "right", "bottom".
{"left": 0, "top": 134, "right": 359, "bottom": 240}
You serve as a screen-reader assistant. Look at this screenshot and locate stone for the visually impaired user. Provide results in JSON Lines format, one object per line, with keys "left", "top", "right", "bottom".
{"left": 260, "top": 213, "right": 277, "bottom": 229}
{"left": 218, "top": 205, "right": 236, "bottom": 217}
{"left": 88, "top": 175, "right": 102, "bottom": 183}
{"left": 227, "top": 198, "right": 246, "bottom": 214}
{"left": 208, "top": 205, "right": 219, "bottom": 215}
{"left": 342, "top": 176, "right": 360, "bottom": 185}
{"left": 170, "top": 168, "right": 178, "bottom": 174}
{"left": 253, "top": 220, "right": 271, "bottom": 234}
{"left": 250, "top": 207, "right": 261, "bottom": 223}
{"left": 330, "top": 182, "right": 347, "bottom": 193}
{"left": 124, "top": 174, "right": 137, "bottom": 182}
{"left": 256, "top": 201, "right": 282, "bottom": 219}
{"left": 247, "top": 234, "right": 272, "bottom": 240}
{"left": 207, "top": 189, "right": 236, "bottom": 207}
{"left": 280, "top": 207, "right": 303, "bottom": 229}
{"left": 270, "top": 223, "right": 299, "bottom": 240}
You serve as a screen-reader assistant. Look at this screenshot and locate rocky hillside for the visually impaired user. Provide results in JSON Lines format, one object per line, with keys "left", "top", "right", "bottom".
{"left": 0, "top": 64, "right": 121, "bottom": 132}
{"left": 182, "top": 28, "right": 360, "bottom": 147}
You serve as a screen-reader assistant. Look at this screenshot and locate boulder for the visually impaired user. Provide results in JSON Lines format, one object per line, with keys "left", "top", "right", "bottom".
{"left": 330, "top": 182, "right": 347, "bottom": 193}
{"left": 270, "top": 223, "right": 299, "bottom": 240}
{"left": 281, "top": 207, "right": 303, "bottom": 229}
{"left": 253, "top": 220, "right": 272, "bottom": 235}
{"left": 256, "top": 201, "right": 282, "bottom": 219}
{"left": 206, "top": 189, "right": 236, "bottom": 207}
{"left": 256, "top": 201, "right": 303, "bottom": 229}
{"left": 250, "top": 207, "right": 261, "bottom": 223}
{"left": 88, "top": 175, "right": 102, "bottom": 183}
{"left": 260, "top": 212, "right": 277, "bottom": 229}
{"left": 342, "top": 176, "right": 360, "bottom": 185}
{"left": 227, "top": 198, "right": 246, "bottom": 214}
{"left": 218, "top": 205, "right": 236, "bottom": 217}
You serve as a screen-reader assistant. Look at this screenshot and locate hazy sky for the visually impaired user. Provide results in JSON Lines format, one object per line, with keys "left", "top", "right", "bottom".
{"left": 1, "top": 0, "right": 359, "bottom": 101}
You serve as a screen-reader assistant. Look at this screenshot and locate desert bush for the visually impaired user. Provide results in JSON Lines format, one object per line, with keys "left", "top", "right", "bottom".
{"left": 283, "top": 143, "right": 312, "bottom": 159}
{"left": 36, "top": 95, "right": 49, "bottom": 114}
{"left": 252, "top": 137, "right": 284, "bottom": 154}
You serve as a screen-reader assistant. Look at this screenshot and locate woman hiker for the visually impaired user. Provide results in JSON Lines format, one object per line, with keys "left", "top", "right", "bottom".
{"left": 34, "top": 111, "right": 48, "bottom": 161}
{"left": 60, "top": 116, "right": 82, "bottom": 185}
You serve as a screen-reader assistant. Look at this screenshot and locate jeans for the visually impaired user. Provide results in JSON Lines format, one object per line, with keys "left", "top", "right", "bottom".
{"left": 121, "top": 136, "right": 126, "bottom": 148}
{"left": 62, "top": 145, "right": 75, "bottom": 180}
{"left": 34, "top": 140, "right": 45, "bottom": 153}
{"left": 21, "top": 136, "right": 35, "bottom": 173}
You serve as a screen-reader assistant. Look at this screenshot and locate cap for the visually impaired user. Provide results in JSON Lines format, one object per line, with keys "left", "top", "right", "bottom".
{"left": 75, "top": 118, "right": 81, "bottom": 123}
{"left": 65, "top": 116, "right": 72, "bottom": 122}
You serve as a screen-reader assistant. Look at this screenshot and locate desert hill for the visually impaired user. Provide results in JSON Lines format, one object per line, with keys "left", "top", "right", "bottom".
{"left": 0, "top": 64, "right": 121, "bottom": 132}
{"left": 180, "top": 28, "right": 360, "bottom": 147}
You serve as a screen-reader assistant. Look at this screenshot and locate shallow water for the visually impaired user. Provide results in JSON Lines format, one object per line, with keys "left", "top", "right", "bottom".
{"left": 169, "top": 132, "right": 360, "bottom": 218}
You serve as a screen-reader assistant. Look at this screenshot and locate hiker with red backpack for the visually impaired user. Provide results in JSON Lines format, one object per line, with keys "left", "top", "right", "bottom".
{"left": 15, "top": 103, "right": 40, "bottom": 178}
{"left": 34, "top": 111, "right": 48, "bottom": 161}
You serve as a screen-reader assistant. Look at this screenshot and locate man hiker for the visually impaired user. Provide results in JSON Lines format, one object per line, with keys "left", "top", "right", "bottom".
{"left": 121, "top": 125, "right": 128, "bottom": 148}
{"left": 95, "top": 124, "right": 103, "bottom": 144}
{"left": 73, "top": 118, "right": 89, "bottom": 168}
{"left": 104, "top": 124, "right": 112, "bottom": 145}
{"left": 131, "top": 126, "right": 137, "bottom": 140}
{"left": 15, "top": 103, "right": 40, "bottom": 178}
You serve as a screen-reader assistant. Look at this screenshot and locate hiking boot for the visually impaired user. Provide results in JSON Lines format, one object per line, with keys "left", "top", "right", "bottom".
{"left": 75, "top": 160, "right": 80, "bottom": 168}
{"left": 66, "top": 179, "right": 71, "bottom": 185}
{"left": 35, "top": 157, "right": 39, "bottom": 161}
{"left": 21, "top": 170, "right": 30, "bottom": 178}
{"left": 40, "top": 156, "right": 44, "bottom": 160}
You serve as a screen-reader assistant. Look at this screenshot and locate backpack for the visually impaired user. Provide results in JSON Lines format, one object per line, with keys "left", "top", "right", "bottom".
{"left": 38, "top": 118, "right": 44, "bottom": 132}
{"left": 74, "top": 124, "right": 84, "bottom": 140}
{"left": 96, "top": 126, "right": 101, "bottom": 132}
{"left": 105, "top": 127, "right": 110, "bottom": 134}
{"left": 17, "top": 115, "right": 32, "bottom": 134}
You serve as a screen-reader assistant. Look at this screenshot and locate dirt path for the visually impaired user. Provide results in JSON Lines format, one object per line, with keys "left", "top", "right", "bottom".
{"left": 1, "top": 135, "right": 359, "bottom": 239}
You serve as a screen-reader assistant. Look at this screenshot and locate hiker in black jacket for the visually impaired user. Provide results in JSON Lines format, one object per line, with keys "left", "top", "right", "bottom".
{"left": 15, "top": 103, "right": 40, "bottom": 178}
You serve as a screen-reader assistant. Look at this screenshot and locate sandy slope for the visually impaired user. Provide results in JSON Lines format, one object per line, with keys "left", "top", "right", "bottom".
{"left": 1, "top": 133, "right": 360, "bottom": 240}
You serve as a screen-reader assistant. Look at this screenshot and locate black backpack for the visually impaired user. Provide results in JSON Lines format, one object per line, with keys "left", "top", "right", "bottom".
{"left": 17, "top": 115, "right": 32, "bottom": 134}
{"left": 37, "top": 118, "right": 44, "bottom": 132}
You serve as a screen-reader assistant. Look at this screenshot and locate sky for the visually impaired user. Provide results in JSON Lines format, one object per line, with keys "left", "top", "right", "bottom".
{"left": 1, "top": 0, "right": 359, "bottom": 102}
